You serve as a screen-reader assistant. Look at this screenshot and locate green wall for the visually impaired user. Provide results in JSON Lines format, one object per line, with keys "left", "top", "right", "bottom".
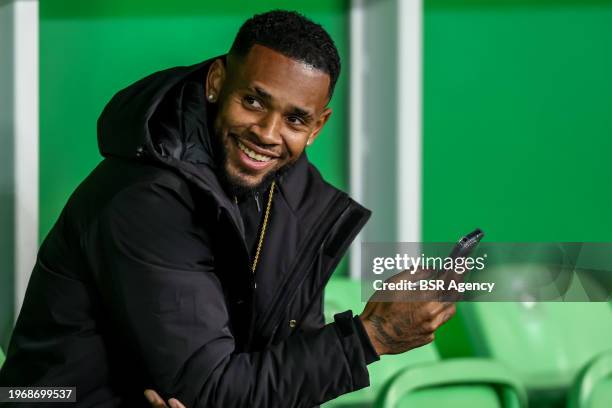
{"left": 424, "top": 0, "right": 612, "bottom": 357}
{"left": 39, "top": 0, "right": 349, "bottom": 240}
{"left": 423, "top": 0, "right": 612, "bottom": 242}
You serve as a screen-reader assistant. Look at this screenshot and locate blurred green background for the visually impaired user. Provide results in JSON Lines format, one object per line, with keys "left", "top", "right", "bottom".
{"left": 423, "top": 0, "right": 612, "bottom": 242}
{"left": 2, "top": 0, "right": 612, "bottom": 407}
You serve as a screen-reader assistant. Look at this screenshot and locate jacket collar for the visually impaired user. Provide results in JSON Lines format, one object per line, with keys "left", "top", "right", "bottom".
{"left": 275, "top": 154, "right": 311, "bottom": 215}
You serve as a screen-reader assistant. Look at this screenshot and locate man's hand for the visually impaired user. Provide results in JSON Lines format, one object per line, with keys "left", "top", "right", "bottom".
{"left": 359, "top": 269, "right": 457, "bottom": 356}
{"left": 144, "top": 390, "right": 186, "bottom": 408}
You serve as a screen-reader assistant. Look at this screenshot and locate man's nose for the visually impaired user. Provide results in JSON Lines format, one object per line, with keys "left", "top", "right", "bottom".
{"left": 250, "top": 113, "right": 282, "bottom": 145}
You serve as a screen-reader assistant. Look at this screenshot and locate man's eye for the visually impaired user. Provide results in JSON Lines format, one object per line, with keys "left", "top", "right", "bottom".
{"left": 243, "top": 96, "right": 263, "bottom": 109}
{"left": 287, "top": 116, "right": 305, "bottom": 126}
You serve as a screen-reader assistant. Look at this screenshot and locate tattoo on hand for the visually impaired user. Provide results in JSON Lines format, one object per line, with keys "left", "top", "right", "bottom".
{"left": 369, "top": 315, "right": 412, "bottom": 354}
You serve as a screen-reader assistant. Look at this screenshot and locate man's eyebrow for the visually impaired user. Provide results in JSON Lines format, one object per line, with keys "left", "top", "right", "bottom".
{"left": 252, "top": 86, "right": 272, "bottom": 100}
{"left": 288, "top": 106, "right": 314, "bottom": 122}
{"left": 249, "top": 86, "right": 314, "bottom": 121}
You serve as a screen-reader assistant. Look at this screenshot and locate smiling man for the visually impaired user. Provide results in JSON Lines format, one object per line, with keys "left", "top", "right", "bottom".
{"left": 209, "top": 43, "right": 332, "bottom": 192}
{"left": 0, "top": 10, "right": 456, "bottom": 408}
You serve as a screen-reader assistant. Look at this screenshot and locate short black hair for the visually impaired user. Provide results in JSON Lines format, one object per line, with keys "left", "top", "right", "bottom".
{"left": 230, "top": 10, "right": 341, "bottom": 99}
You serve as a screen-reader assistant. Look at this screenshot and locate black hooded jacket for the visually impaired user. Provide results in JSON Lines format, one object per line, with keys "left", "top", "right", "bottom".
{"left": 0, "top": 57, "right": 375, "bottom": 407}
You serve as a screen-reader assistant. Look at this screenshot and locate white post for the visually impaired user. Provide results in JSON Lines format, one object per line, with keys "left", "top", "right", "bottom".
{"left": 396, "top": 0, "right": 422, "bottom": 243}
{"left": 12, "top": 0, "right": 39, "bottom": 317}
{"left": 349, "top": 0, "right": 422, "bottom": 280}
{"left": 349, "top": 0, "right": 365, "bottom": 279}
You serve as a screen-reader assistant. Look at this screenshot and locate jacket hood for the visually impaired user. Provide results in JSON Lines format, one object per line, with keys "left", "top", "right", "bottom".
{"left": 97, "top": 57, "right": 218, "bottom": 168}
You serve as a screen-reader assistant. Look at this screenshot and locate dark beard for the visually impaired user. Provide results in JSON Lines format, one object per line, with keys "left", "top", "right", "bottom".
{"left": 212, "top": 131, "right": 294, "bottom": 199}
{"left": 218, "top": 165, "right": 278, "bottom": 198}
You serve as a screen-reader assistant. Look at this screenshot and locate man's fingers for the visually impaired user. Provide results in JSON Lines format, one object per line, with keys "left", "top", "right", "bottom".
{"left": 168, "top": 398, "right": 187, "bottom": 408}
{"left": 432, "top": 303, "right": 456, "bottom": 329}
{"left": 441, "top": 304, "right": 457, "bottom": 325}
{"left": 428, "top": 301, "right": 454, "bottom": 317}
{"left": 144, "top": 389, "right": 168, "bottom": 408}
{"left": 441, "top": 301, "right": 455, "bottom": 310}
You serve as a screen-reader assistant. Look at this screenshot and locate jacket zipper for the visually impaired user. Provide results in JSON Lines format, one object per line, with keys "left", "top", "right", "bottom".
{"left": 255, "top": 193, "right": 354, "bottom": 341}
{"left": 254, "top": 191, "right": 261, "bottom": 213}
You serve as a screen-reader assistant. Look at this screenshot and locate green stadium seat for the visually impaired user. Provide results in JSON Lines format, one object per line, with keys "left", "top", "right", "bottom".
{"left": 460, "top": 298, "right": 612, "bottom": 407}
{"left": 374, "top": 359, "right": 527, "bottom": 408}
{"left": 567, "top": 350, "right": 612, "bottom": 408}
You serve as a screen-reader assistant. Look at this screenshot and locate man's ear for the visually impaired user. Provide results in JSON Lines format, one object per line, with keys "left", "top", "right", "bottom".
{"left": 306, "top": 108, "right": 332, "bottom": 146}
{"left": 205, "top": 59, "right": 226, "bottom": 103}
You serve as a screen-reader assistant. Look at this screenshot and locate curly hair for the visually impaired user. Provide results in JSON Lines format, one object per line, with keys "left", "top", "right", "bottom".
{"left": 230, "top": 10, "right": 341, "bottom": 99}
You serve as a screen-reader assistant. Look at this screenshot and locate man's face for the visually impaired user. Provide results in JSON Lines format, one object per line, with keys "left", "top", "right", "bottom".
{"left": 206, "top": 44, "right": 332, "bottom": 191}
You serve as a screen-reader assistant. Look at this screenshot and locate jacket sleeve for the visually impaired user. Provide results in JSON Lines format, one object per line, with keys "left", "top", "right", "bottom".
{"left": 83, "top": 179, "right": 371, "bottom": 408}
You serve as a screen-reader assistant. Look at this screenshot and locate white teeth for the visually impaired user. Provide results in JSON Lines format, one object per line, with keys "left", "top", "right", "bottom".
{"left": 237, "top": 140, "right": 272, "bottom": 162}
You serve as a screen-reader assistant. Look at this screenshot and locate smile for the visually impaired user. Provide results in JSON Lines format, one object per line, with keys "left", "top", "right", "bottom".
{"left": 237, "top": 139, "right": 273, "bottom": 162}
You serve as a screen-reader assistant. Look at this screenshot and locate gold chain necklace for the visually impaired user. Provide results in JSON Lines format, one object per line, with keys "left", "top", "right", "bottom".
{"left": 250, "top": 181, "right": 275, "bottom": 273}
